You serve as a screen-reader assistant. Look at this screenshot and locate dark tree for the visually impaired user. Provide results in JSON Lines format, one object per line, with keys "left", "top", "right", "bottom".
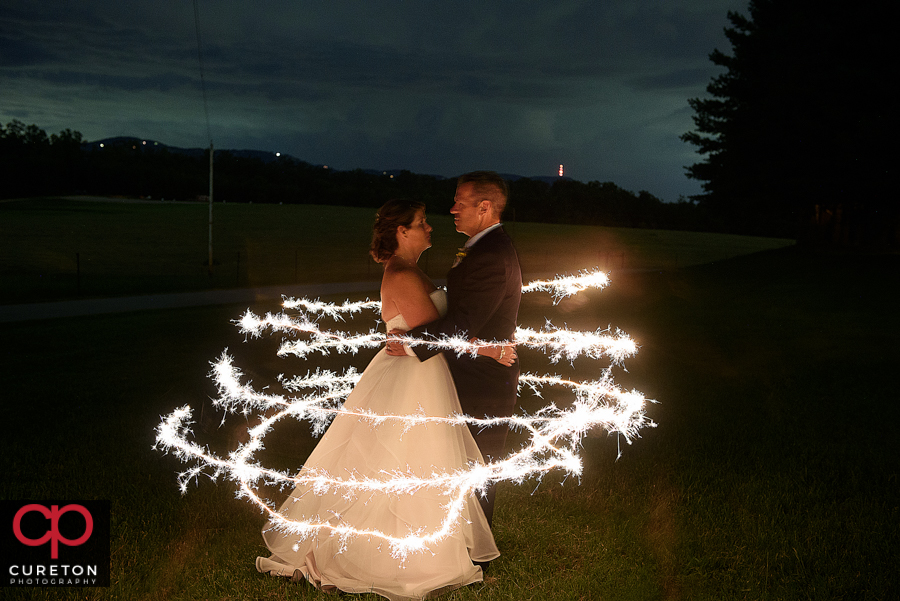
{"left": 682, "top": 0, "right": 896, "bottom": 244}
{"left": 1, "top": 120, "right": 87, "bottom": 198}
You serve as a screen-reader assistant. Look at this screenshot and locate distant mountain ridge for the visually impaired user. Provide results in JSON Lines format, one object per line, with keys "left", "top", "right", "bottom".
{"left": 84, "top": 136, "right": 572, "bottom": 184}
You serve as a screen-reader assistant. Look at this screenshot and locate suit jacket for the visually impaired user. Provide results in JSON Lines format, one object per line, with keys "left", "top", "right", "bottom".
{"left": 409, "top": 226, "right": 522, "bottom": 421}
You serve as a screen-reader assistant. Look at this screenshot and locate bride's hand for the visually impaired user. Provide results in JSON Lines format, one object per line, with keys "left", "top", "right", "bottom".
{"left": 471, "top": 338, "right": 517, "bottom": 366}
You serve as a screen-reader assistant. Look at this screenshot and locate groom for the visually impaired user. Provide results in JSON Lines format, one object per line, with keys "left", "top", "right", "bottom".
{"left": 388, "top": 170, "right": 522, "bottom": 527}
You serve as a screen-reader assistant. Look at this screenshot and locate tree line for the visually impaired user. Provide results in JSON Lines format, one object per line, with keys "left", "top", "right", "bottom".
{"left": 1, "top": 122, "right": 706, "bottom": 232}
{"left": 682, "top": 0, "right": 895, "bottom": 246}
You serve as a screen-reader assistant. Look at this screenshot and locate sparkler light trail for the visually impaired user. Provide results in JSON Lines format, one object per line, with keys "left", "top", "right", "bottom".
{"left": 520, "top": 269, "right": 610, "bottom": 303}
{"left": 155, "top": 268, "right": 654, "bottom": 558}
{"left": 281, "top": 297, "right": 381, "bottom": 319}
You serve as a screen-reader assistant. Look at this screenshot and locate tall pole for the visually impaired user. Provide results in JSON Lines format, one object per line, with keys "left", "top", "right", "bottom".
{"left": 195, "top": 0, "right": 213, "bottom": 276}
{"left": 208, "top": 142, "right": 214, "bottom": 273}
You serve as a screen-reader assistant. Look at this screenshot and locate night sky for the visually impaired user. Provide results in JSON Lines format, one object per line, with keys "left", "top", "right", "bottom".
{"left": 1, "top": 0, "right": 746, "bottom": 201}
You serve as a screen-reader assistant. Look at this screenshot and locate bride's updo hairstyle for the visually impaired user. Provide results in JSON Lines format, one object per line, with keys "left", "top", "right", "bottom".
{"left": 370, "top": 198, "right": 426, "bottom": 263}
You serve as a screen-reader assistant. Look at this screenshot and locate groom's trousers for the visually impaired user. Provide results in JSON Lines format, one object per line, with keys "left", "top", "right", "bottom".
{"left": 451, "top": 358, "right": 520, "bottom": 527}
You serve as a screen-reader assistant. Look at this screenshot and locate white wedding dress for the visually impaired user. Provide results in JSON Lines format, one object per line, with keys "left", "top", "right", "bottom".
{"left": 256, "top": 290, "right": 499, "bottom": 600}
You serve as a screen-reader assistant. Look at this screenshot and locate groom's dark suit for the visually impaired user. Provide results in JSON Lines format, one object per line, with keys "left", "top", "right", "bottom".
{"left": 408, "top": 225, "right": 522, "bottom": 525}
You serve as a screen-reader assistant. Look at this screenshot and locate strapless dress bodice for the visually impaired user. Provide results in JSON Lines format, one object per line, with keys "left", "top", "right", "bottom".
{"left": 385, "top": 289, "right": 446, "bottom": 332}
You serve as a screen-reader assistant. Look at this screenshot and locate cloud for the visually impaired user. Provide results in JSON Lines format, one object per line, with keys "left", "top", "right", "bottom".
{"left": 0, "top": 0, "right": 747, "bottom": 200}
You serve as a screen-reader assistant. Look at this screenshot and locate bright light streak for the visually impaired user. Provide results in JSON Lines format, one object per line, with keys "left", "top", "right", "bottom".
{"left": 521, "top": 270, "right": 610, "bottom": 303}
{"left": 279, "top": 269, "right": 609, "bottom": 320}
{"left": 281, "top": 297, "right": 381, "bottom": 319}
{"left": 154, "top": 268, "right": 654, "bottom": 557}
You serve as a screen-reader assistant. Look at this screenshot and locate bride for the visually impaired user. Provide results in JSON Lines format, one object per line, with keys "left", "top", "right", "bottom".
{"left": 256, "top": 199, "right": 511, "bottom": 600}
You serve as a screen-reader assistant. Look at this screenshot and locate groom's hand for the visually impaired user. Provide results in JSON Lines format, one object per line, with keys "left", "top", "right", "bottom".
{"left": 471, "top": 337, "right": 517, "bottom": 366}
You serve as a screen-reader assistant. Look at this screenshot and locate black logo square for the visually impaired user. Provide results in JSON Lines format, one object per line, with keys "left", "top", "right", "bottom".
{"left": 1, "top": 500, "right": 110, "bottom": 588}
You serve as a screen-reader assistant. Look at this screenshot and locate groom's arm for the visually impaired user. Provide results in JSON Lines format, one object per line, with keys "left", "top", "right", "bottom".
{"left": 408, "top": 246, "right": 513, "bottom": 361}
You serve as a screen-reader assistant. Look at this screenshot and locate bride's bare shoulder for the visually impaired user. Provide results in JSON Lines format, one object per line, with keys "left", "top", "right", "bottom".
{"left": 383, "top": 261, "right": 432, "bottom": 294}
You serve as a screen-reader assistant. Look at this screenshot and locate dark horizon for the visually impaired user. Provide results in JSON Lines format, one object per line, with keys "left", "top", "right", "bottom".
{"left": 1, "top": 0, "right": 748, "bottom": 203}
{"left": 83, "top": 134, "right": 582, "bottom": 186}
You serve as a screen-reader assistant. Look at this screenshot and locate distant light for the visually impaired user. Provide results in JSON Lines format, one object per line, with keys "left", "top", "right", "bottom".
{"left": 99, "top": 143, "right": 104, "bottom": 148}
{"left": 559, "top": 164, "right": 564, "bottom": 177}
{"left": 276, "top": 152, "right": 281, "bottom": 157}
{"left": 390, "top": 175, "right": 394, "bottom": 179}
{"left": 323, "top": 165, "right": 329, "bottom": 169}
{"left": 142, "top": 140, "right": 147, "bottom": 145}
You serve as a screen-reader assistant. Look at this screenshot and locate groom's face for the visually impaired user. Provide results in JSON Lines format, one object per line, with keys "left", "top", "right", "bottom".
{"left": 451, "top": 183, "right": 488, "bottom": 237}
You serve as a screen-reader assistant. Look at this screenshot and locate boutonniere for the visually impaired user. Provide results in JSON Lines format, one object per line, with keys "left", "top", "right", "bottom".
{"left": 452, "top": 247, "right": 468, "bottom": 268}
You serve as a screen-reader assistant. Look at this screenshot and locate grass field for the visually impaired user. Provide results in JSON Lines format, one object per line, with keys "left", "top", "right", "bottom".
{"left": 0, "top": 196, "right": 794, "bottom": 304}
{"left": 1, "top": 233, "right": 897, "bottom": 599}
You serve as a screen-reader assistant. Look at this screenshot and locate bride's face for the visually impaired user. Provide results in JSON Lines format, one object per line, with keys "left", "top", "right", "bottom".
{"left": 400, "top": 209, "right": 433, "bottom": 254}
